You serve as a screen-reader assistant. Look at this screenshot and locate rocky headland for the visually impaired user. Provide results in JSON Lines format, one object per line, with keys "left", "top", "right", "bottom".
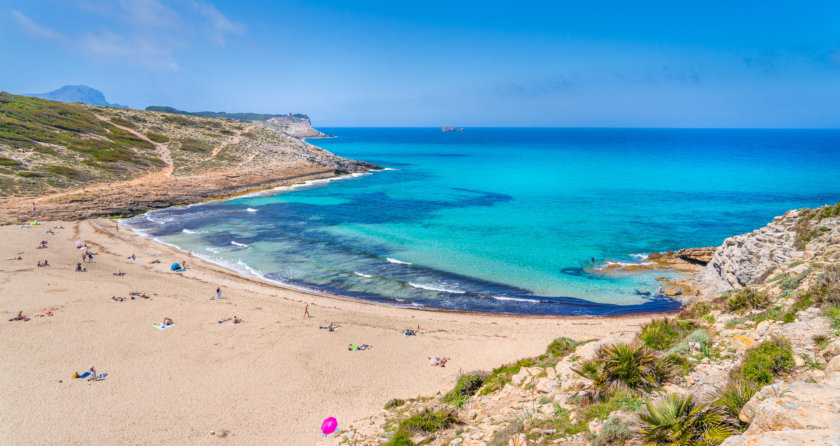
{"left": 334, "top": 202, "right": 840, "bottom": 446}
{"left": 0, "top": 93, "right": 376, "bottom": 224}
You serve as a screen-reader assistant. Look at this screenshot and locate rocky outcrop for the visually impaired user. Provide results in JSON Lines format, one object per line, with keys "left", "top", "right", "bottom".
{"left": 720, "top": 429, "right": 840, "bottom": 445}
{"left": 694, "top": 210, "right": 804, "bottom": 293}
{"left": 738, "top": 379, "right": 840, "bottom": 434}
{"left": 264, "top": 114, "right": 329, "bottom": 138}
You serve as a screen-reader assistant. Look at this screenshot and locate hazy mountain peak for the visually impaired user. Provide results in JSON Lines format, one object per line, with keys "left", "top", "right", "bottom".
{"left": 27, "top": 85, "right": 127, "bottom": 108}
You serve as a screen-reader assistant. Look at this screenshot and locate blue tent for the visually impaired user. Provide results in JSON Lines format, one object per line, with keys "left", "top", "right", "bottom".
{"left": 170, "top": 263, "right": 181, "bottom": 271}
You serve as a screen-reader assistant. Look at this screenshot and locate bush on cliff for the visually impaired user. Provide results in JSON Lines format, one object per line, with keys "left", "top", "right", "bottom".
{"left": 640, "top": 393, "right": 733, "bottom": 446}
{"left": 573, "top": 343, "right": 670, "bottom": 401}
{"left": 811, "top": 263, "right": 840, "bottom": 306}
{"left": 713, "top": 379, "right": 758, "bottom": 428}
{"left": 727, "top": 288, "right": 769, "bottom": 312}
{"left": 639, "top": 318, "right": 695, "bottom": 351}
{"left": 442, "top": 373, "right": 486, "bottom": 408}
{"left": 733, "top": 337, "right": 794, "bottom": 385}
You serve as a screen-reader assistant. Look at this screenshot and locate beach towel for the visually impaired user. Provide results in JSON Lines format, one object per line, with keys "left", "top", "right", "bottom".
{"left": 97, "top": 373, "right": 108, "bottom": 379}
{"left": 153, "top": 323, "right": 174, "bottom": 330}
{"left": 218, "top": 318, "right": 231, "bottom": 324}
{"left": 75, "top": 371, "right": 91, "bottom": 379}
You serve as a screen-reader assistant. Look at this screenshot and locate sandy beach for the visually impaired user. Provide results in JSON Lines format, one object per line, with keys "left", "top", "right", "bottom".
{"left": 0, "top": 219, "right": 658, "bottom": 445}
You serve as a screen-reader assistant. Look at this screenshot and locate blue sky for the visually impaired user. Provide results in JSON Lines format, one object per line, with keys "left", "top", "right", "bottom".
{"left": 2, "top": 0, "right": 839, "bottom": 127}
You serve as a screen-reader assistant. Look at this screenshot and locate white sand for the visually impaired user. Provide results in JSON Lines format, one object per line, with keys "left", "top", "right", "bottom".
{"left": 0, "top": 219, "right": 655, "bottom": 445}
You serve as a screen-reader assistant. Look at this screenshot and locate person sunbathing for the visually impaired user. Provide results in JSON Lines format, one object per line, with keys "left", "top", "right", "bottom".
{"left": 327, "top": 322, "right": 339, "bottom": 331}
{"left": 113, "top": 271, "right": 126, "bottom": 276}
{"left": 429, "top": 357, "right": 449, "bottom": 367}
{"left": 403, "top": 329, "right": 417, "bottom": 336}
{"left": 12, "top": 311, "right": 25, "bottom": 321}
{"left": 37, "top": 261, "right": 43, "bottom": 267}
{"left": 232, "top": 316, "right": 241, "bottom": 324}
{"left": 163, "top": 317, "right": 173, "bottom": 326}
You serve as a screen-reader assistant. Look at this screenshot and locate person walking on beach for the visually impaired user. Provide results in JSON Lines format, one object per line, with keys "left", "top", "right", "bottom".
{"left": 657, "top": 285, "right": 664, "bottom": 296}
{"left": 213, "top": 287, "right": 221, "bottom": 300}
{"left": 303, "top": 304, "right": 310, "bottom": 318}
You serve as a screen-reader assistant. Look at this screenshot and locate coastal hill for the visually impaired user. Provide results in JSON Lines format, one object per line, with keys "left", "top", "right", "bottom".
{"left": 0, "top": 92, "right": 376, "bottom": 223}
{"left": 27, "top": 85, "right": 128, "bottom": 108}
{"left": 145, "top": 105, "right": 330, "bottom": 139}
{"left": 337, "top": 203, "right": 840, "bottom": 446}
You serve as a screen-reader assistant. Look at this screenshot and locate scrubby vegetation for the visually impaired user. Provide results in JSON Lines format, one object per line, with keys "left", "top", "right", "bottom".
{"left": 733, "top": 337, "right": 794, "bottom": 385}
{"left": 639, "top": 318, "right": 696, "bottom": 351}
{"left": 573, "top": 343, "right": 670, "bottom": 401}
{"left": 479, "top": 337, "right": 581, "bottom": 395}
{"left": 442, "top": 373, "right": 486, "bottom": 408}
{"left": 385, "top": 409, "right": 458, "bottom": 446}
{"left": 640, "top": 394, "right": 733, "bottom": 445}
{"left": 713, "top": 380, "right": 758, "bottom": 427}
{"left": 727, "top": 288, "right": 769, "bottom": 311}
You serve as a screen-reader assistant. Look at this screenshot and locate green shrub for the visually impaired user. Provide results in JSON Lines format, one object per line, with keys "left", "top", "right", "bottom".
{"left": 395, "top": 409, "right": 456, "bottom": 434}
{"left": 639, "top": 318, "right": 695, "bottom": 351}
{"left": 591, "top": 415, "right": 633, "bottom": 446}
{"left": 727, "top": 288, "right": 768, "bottom": 311}
{"left": 109, "top": 116, "right": 134, "bottom": 128}
{"left": 667, "top": 328, "right": 711, "bottom": 355}
{"left": 779, "top": 269, "right": 812, "bottom": 291}
{"left": 546, "top": 337, "right": 580, "bottom": 358}
{"left": 714, "top": 380, "right": 758, "bottom": 426}
{"left": 385, "top": 431, "right": 414, "bottom": 446}
{"left": 734, "top": 337, "right": 794, "bottom": 385}
{"left": 384, "top": 398, "right": 405, "bottom": 409}
{"left": 145, "top": 131, "right": 170, "bottom": 143}
{"left": 573, "top": 343, "right": 669, "bottom": 401}
{"left": 781, "top": 311, "right": 796, "bottom": 323}
{"left": 488, "top": 421, "right": 524, "bottom": 446}
{"left": 179, "top": 138, "right": 213, "bottom": 153}
{"left": 480, "top": 358, "right": 535, "bottom": 395}
{"left": 0, "top": 156, "right": 21, "bottom": 168}
{"left": 811, "top": 264, "right": 840, "bottom": 307}
{"left": 640, "top": 393, "right": 733, "bottom": 445}
{"left": 767, "top": 272, "right": 789, "bottom": 283}
{"left": 48, "top": 165, "right": 83, "bottom": 178}
{"left": 823, "top": 305, "right": 840, "bottom": 331}
{"left": 442, "top": 373, "right": 485, "bottom": 408}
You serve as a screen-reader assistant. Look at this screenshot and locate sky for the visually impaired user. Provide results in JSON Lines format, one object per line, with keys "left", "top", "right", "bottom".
{"left": 1, "top": 0, "right": 840, "bottom": 127}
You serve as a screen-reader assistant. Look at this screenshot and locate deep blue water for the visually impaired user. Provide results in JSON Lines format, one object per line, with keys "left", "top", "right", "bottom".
{"left": 125, "top": 128, "right": 840, "bottom": 315}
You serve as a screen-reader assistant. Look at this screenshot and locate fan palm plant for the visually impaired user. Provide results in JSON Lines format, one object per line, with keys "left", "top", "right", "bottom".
{"left": 640, "top": 393, "right": 734, "bottom": 446}
{"left": 572, "top": 342, "right": 670, "bottom": 401}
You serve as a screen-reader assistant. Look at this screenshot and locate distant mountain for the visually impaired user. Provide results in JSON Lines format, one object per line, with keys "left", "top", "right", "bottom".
{"left": 27, "top": 85, "right": 128, "bottom": 108}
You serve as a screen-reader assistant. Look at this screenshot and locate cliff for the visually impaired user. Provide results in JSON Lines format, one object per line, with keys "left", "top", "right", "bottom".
{"left": 145, "top": 106, "right": 330, "bottom": 138}
{"left": 0, "top": 92, "right": 376, "bottom": 224}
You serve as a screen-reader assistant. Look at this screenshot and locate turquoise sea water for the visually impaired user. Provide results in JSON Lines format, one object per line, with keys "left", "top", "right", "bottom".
{"left": 125, "top": 128, "right": 840, "bottom": 315}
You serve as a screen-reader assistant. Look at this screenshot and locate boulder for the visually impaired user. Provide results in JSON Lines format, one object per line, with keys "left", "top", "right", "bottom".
{"left": 534, "top": 377, "right": 557, "bottom": 394}
{"left": 510, "top": 370, "right": 529, "bottom": 386}
{"left": 821, "top": 339, "right": 840, "bottom": 360}
{"left": 739, "top": 382, "right": 840, "bottom": 434}
{"left": 720, "top": 429, "right": 840, "bottom": 445}
{"left": 827, "top": 355, "right": 840, "bottom": 373}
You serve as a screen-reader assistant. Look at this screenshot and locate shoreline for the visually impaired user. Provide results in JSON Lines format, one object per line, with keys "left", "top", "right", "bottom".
{"left": 119, "top": 218, "right": 682, "bottom": 320}
{"left": 0, "top": 218, "right": 660, "bottom": 444}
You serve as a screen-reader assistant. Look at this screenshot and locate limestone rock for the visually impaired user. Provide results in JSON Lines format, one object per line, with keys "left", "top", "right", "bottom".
{"left": 721, "top": 429, "right": 840, "bottom": 445}
{"left": 739, "top": 382, "right": 840, "bottom": 434}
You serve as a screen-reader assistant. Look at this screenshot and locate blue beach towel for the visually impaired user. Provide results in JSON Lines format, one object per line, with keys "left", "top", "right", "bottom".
{"left": 75, "top": 371, "right": 91, "bottom": 379}
{"left": 153, "top": 323, "right": 173, "bottom": 330}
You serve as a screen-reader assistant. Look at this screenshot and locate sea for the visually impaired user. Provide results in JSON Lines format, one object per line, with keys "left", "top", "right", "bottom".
{"left": 124, "top": 128, "right": 840, "bottom": 316}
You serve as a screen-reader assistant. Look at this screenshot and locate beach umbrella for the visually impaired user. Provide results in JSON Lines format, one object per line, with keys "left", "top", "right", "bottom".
{"left": 321, "top": 417, "right": 337, "bottom": 436}
{"left": 171, "top": 263, "right": 181, "bottom": 271}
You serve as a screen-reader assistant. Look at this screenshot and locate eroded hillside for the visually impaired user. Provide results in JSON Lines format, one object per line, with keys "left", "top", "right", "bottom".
{"left": 0, "top": 92, "right": 376, "bottom": 223}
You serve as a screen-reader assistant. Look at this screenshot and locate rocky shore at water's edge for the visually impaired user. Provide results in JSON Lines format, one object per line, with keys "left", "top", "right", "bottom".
{"left": 334, "top": 203, "right": 840, "bottom": 446}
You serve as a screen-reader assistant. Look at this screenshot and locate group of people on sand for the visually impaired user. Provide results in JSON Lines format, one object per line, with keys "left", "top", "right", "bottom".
{"left": 75, "top": 263, "right": 87, "bottom": 272}
{"left": 37, "top": 240, "right": 48, "bottom": 249}
{"left": 37, "top": 260, "right": 49, "bottom": 267}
